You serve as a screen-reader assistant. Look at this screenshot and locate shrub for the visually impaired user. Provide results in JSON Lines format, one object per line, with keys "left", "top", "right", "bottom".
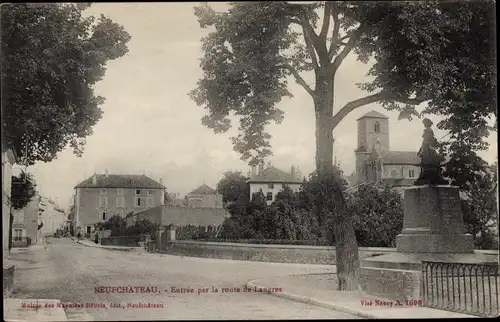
{"left": 347, "top": 183, "right": 404, "bottom": 247}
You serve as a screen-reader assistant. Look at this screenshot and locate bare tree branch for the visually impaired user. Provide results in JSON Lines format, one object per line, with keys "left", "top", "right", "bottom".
{"left": 330, "top": 26, "right": 363, "bottom": 74}
{"left": 278, "top": 64, "right": 315, "bottom": 98}
{"left": 299, "top": 11, "right": 321, "bottom": 70}
{"left": 319, "top": 2, "right": 331, "bottom": 41}
{"left": 328, "top": 6, "right": 340, "bottom": 60}
{"left": 330, "top": 91, "right": 429, "bottom": 130}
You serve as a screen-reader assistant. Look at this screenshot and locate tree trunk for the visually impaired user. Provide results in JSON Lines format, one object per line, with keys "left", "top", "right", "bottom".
{"left": 314, "top": 78, "right": 361, "bottom": 291}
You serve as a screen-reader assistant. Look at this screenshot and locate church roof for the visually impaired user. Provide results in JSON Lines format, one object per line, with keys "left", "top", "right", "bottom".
{"left": 381, "top": 151, "right": 420, "bottom": 165}
{"left": 366, "top": 150, "right": 420, "bottom": 165}
{"left": 247, "top": 166, "right": 302, "bottom": 184}
{"left": 187, "top": 184, "right": 217, "bottom": 195}
{"left": 357, "top": 110, "right": 389, "bottom": 121}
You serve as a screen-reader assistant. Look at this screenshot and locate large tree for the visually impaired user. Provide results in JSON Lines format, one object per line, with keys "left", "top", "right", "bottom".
{"left": 190, "top": 1, "right": 496, "bottom": 290}
{"left": 1, "top": 3, "right": 131, "bottom": 165}
{"left": 216, "top": 170, "right": 250, "bottom": 204}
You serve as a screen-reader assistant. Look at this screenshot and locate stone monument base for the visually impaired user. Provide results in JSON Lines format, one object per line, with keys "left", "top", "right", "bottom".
{"left": 396, "top": 233, "right": 474, "bottom": 253}
{"left": 359, "top": 251, "right": 498, "bottom": 301}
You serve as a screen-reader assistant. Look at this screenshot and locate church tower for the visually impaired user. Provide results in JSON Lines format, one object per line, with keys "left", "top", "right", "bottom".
{"left": 355, "top": 110, "right": 390, "bottom": 184}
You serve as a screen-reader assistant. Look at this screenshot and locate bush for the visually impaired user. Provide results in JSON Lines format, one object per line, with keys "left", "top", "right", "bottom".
{"left": 123, "top": 218, "right": 158, "bottom": 239}
{"left": 347, "top": 183, "right": 404, "bottom": 247}
{"left": 195, "top": 239, "right": 329, "bottom": 245}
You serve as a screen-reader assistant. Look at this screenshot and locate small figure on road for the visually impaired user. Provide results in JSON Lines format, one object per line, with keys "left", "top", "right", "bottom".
{"left": 77, "top": 231, "right": 81, "bottom": 240}
{"left": 414, "top": 118, "right": 449, "bottom": 185}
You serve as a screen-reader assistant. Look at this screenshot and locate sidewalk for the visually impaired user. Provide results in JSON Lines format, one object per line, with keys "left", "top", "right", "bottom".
{"left": 246, "top": 273, "right": 477, "bottom": 319}
{"left": 4, "top": 299, "right": 68, "bottom": 322}
{"left": 69, "top": 236, "right": 142, "bottom": 252}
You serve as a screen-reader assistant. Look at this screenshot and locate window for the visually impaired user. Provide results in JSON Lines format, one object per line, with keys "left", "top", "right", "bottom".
{"left": 116, "top": 197, "right": 124, "bottom": 208}
{"left": 99, "top": 196, "right": 107, "bottom": 208}
{"left": 374, "top": 121, "right": 380, "bottom": 133}
{"left": 102, "top": 212, "right": 106, "bottom": 221}
{"left": 147, "top": 189, "right": 154, "bottom": 196}
{"left": 409, "top": 169, "right": 415, "bottom": 178}
{"left": 117, "top": 188, "right": 124, "bottom": 196}
{"left": 146, "top": 197, "right": 154, "bottom": 207}
{"left": 266, "top": 192, "right": 273, "bottom": 201}
{"left": 135, "top": 197, "right": 142, "bottom": 207}
{"left": 100, "top": 188, "right": 107, "bottom": 195}
{"left": 135, "top": 189, "right": 141, "bottom": 195}
{"left": 268, "top": 183, "right": 274, "bottom": 189}
{"left": 14, "top": 229, "right": 22, "bottom": 239}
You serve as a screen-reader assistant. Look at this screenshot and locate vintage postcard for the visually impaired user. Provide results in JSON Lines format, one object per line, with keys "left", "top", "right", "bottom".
{"left": 2, "top": 2, "right": 498, "bottom": 321}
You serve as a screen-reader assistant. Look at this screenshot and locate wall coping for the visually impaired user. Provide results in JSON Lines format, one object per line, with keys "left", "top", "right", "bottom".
{"left": 169, "top": 240, "right": 397, "bottom": 252}
{"left": 169, "top": 240, "right": 500, "bottom": 255}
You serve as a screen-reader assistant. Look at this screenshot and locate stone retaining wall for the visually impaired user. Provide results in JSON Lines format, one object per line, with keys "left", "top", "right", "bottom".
{"left": 100, "top": 236, "right": 143, "bottom": 247}
{"left": 159, "top": 240, "right": 396, "bottom": 264}
{"left": 159, "top": 241, "right": 499, "bottom": 265}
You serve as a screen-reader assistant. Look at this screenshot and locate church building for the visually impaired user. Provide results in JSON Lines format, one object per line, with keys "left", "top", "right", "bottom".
{"left": 345, "top": 110, "right": 421, "bottom": 192}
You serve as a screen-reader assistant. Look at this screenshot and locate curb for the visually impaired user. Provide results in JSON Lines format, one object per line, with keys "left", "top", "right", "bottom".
{"left": 245, "top": 279, "right": 381, "bottom": 319}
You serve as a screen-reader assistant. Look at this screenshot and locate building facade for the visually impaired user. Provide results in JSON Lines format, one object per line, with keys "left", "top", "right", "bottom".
{"left": 73, "top": 173, "right": 166, "bottom": 235}
{"left": 247, "top": 163, "right": 302, "bottom": 205}
{"left": 2, "top": 148, "right": 17, "bottom": 260}
{"left": 11, "top": 191, "right": 40, "bottom": 245}
{"left": 185, "top": 184, "right": 223, "bottom": 208}
{"left": 38, "top": 196, "right": 66, "bottom": 237}
{"left": 346, "top": 110, "right": 421, "bottom": 192}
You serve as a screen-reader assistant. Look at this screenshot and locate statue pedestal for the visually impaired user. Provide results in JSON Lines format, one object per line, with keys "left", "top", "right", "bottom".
{"left": 359, "top": 185, "right": 495, "bottom": 301}
{"left": 396, "top": 186, "right": 473, "bottom": 253}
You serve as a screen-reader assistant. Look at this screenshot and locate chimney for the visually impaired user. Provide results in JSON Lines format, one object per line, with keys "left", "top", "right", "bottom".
{"left": 251, "top": 166, "right": 257, "bottom": 178}
{"left": 91, "top": 173, "right": 97, "bottom": 185}
{"left": 159, "top": 177, "right": 163, "bottom": 186}
{"left": 291, "top": 165, "right": 296, "bottom": 178}
{"left": 296, "top": 167, "right": 302, "bottom": 180}
{"left": 258, "top": 162, "right": 264, "bottom": 174}
{"left": 105, "top": 169, "right": 108, "bottom": 178}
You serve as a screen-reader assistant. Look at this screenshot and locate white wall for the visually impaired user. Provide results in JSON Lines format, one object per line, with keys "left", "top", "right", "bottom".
{"left": 382, "top": 164, "right": 420, "bottom": 180}
{"left": 249, "top": 182, "right": 301, "bottom": 205}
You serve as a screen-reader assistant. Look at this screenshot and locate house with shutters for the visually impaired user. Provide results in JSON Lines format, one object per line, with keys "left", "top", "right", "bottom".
{"left": 345, "top": 110, "right": 421, "bottom": 193}
{"left": 247, "top": 162, "right": 303, "bottom": 205}
{"left": 73, "top": 173, "right": 166, "bottom": 236}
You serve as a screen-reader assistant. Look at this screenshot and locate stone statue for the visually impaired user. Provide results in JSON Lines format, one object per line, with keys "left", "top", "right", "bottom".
{"left": 414, "top": 118, "right": 449, "bottom": 185}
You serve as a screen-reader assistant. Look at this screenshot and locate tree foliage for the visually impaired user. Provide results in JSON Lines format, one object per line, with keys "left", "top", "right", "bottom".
{"left": 461, "top": 162, "right": 498, "bottom": 250}
{"left": 1, "top": 3, "right": 131, "bottom": 165}
{"left": 103, "top": 215, "right": 127, "bottom": 237}
{"left": 346, "top": 183, "right": 404, "bottom": 247}
{"left": 216, "top": 170, "right": 250, "bottom": 204}
{"left": 11, "top": 171, "right": 37, "bottom": 210}
{"left": 124, "top": 219, "right": 159, "bottom": 239}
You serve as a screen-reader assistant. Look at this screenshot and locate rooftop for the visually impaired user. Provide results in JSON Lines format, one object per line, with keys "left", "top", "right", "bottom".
{"left": 247, "top": 166, "right": 302, "bottom": 184}
{"left": 75, "top": 174, "right": 165, "bottom": 189}
{"left": 357, "top": 110, "right": 389, "bottom": 121}
{"left": 381, "top": 151, "right": 420, "bottom": 165}
{"left": 187, "top": 184, "right": 217, "bottom": 195}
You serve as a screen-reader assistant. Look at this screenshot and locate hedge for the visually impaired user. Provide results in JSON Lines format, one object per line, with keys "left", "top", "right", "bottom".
{"left": 194, "top": 238, "right": 330, "bottom": 246}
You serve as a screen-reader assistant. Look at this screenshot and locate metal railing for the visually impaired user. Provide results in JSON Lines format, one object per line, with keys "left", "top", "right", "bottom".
{"left": 422, "top": 261, "right": 499, "bottom": 317}
{"left": 12, "top": 237, "right": 32, "bottom": 248}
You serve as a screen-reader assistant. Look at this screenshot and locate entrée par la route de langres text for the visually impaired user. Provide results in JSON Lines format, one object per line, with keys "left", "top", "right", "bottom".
{"left": 93, "top": 285, "right": 283, "bottom": 294}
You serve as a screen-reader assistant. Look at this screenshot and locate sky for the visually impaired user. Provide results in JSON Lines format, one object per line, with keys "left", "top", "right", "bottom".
{"left": 21, "top": 3, "right": 497, "bottom": 210}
